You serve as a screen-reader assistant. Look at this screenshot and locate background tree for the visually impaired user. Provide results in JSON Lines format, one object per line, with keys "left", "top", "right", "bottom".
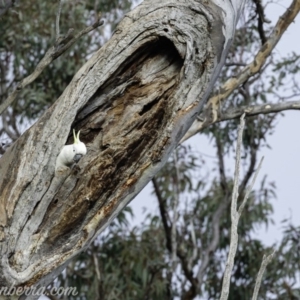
{"left": 0, "top": 0, "right": 300, "bottom": 299}
{"left": 0, "top": 0, "right": 132, "bottom": 152}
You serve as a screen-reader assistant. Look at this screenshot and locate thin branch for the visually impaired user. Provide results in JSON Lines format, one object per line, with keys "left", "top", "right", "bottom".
{"left": 93, "top": 253, "right": 101, "bottom": 281}
{"left": 56, "top": 0, "right": 63, "bottom": 40}
{"left": 152, "top": 177, "right": 198, "bottom": 298}
{"left": 252, "top": 0, "right": 267, "bottom": 44}
{"left": 152, "top": 177, "right": 173, "bottom": 299}
{"left": 197, "top": 198, "right": 228, "bottom": 286}
{"left": 233, "top": 114, "right": 245, "bottom": 216}
{"left": 217, "top": 100, "right": 300, "bottom": 123}
{"left": 152, "top": 177, "right": 171, "bottom": 250}
{"left": 171, "top": 150, "right": 180, "bottom": 272}
{"left": 237, "top": 83, "right": 259, "bottom": 193}
{"left": 181, "top": 100, "right": 300, "bottom": 143}
{"left": 0, "top": 17, "right": 104, "bottom": 116}
{"left": 2, "top": 112, "right": 19, "bottom": 141}
{"left": 238, "top": 156, "right": 264, "bottom": 215}
{"left": 8, "top": 108, "right": 20, "bottom": 138}
{"left": 181, "top": 0, "right": 300, "bottom": 143}
{"left": 220, "top": 114, "right": 264, "bottom": 300}
{"left": 215, "top": 131, "right": 229, "bottom": 195}
{"left": 188, "top": 218, "right": 198, "bottom": 271}
{"left": 251, "top": 250, "right": 276, "bottom": 300}
{"left": 225, "top": 62, "right": 247, "bottom": 67}
{"left": 239, "top": 144, "right": 257, "bottom": 190}
{"left": 219, "top": 114, "right": 245, "bottom": 300}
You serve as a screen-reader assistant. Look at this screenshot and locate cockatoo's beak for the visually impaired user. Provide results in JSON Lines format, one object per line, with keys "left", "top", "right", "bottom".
{"left": 73, "top": 153, "right": 83, "bottom": 163}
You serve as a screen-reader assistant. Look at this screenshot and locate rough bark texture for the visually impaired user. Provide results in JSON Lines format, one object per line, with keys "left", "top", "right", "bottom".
{"left": 0, "top": 0, "right": 244, "bottom": 294}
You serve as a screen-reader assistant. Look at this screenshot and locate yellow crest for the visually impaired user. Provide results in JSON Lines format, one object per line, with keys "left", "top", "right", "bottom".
{"left": 73, "top": 129, "right": 81, "bottom": 144}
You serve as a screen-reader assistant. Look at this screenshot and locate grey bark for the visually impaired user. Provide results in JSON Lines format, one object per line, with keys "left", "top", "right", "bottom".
{"left": 0, "top": 0, "right": 245, "bottom": 296}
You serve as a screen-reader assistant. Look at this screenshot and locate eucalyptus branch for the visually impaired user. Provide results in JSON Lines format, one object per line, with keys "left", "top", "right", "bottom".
{"left": 152, "top": 177, "right": 171, "bottom": 249}
{"left": 0, "top": 16, "right": 104, "bottom": 116}
{"left": 219, "top": 114, "right": 245, "bottom": 300}
{"left": 93, "top": 253, "right": 101, "bottom": 282}
{"left": 171, "top": 150, "right": 180, "bottom": 272}
{"left": 252, "top": 250, "right": 276, "bottom": 300}
{"left": 197, "top": 199, "right": 228, "bottom": 286}
{"left": 181, "top": 0, "right": 300, "bottom": 143}
{"left": 215, "top": 133, "right": 229, "bottom": 194}
{"left": 188, "top": 218, "right": 198, "bottom": 272}
{"left": 240, "top": 150, "right": 258, "bottom": 198}
{"left": 212, "top": 100, "right": 300, "bottom": 125}
{"left": 252, "top": 0, "right": 267, "bottom": 44}
{"left": 2, "top": 111, "right": 19, "bottom": 141}
{"left": 238, "top": 156, "right": 264, "bottom": 215}
{"left": 56, "top": 0, "right": 63, "bottom": 40}
{"left": 220, "top": 114, "right": 264, "bottom": 300}
{"left": 153, "top": 177, "right": 198, "bottom": 297}
{"left": 181, "top": 100, "right": 300, "bottom": 143}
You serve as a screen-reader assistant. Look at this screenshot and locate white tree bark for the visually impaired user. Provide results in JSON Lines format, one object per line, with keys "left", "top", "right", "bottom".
{"left": 0, "top": 0, "right": 245, "bottom": 295}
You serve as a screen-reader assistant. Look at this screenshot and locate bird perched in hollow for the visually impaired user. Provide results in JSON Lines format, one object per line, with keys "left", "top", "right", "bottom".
{"left": 55, "top": 129, "right": 87, "bottom": 173}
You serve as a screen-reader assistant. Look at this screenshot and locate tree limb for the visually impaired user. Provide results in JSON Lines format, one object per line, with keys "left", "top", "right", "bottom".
{"left": 152, "top": 177, "right": 198, "bottom": 299}
{"left": 251, "top": 250, "right": 276, "bottom": 300}
{"left": 152, "top": 178, "right": 171, "bottom": 251}
{"left": 0, "top": 0, "right": 246, "bottom": 291}
{"left": 181, "top": 100, "right": 300, "bottom": 143}
{"left": 171, "top": 151, "right": 180, "bottom": 272}
{"left": 0, "top": 17, "right": 104, "bottom": 116}
{"left": 220, "top": 114, "right": 246, "bottom": 300}
{"left": 56, "top": 0, "right": 63, "bottom": 41}
{"left": 215, "top": 131, "right": 229, "bottom": 195}
{"left": 181, "top": 0, "right": 300, "bottom": 143}
{"left": 239, "top": 156, "right": 263, "bottom": 216}
{"left": 220, "top": 114, "right": 264, "bottom": 300}
{"left": 252, "top": 0, "right": 267, "bottom": 44}
{"left": 197, "top": 198, "right": 228, "bottom": 286}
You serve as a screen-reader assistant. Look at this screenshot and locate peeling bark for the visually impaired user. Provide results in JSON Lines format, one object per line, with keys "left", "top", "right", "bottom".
{"left": 0, "top": 0, "right": 245, "bottom": 295}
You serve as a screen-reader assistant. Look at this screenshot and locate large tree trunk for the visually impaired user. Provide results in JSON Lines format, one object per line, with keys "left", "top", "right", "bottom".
{"left": 0, "top": 0, "right": 245, "bottom": 296}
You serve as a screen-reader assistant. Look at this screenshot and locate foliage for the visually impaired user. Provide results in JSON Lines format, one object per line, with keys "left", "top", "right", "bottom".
{"left": 0, "top": 0, "right": 132, "bottom": 137}
{"left": 55, "top": 207, "right": 170, "bottom": 300}
{"left": 55, "top": 141, "right": 299, "bottom": 299}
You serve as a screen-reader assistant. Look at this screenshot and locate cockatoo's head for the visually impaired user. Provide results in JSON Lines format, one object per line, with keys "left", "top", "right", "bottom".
{"left": 55, "top": 129, "right": 87, "bottom": 173}
{"left": 72, "top": 129, "right": 87, "bottom": 163}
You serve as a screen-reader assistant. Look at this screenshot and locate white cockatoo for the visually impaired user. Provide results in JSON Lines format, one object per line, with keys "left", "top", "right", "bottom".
{"left": 55, "top": 129, "right": 87, "bottom": 173}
